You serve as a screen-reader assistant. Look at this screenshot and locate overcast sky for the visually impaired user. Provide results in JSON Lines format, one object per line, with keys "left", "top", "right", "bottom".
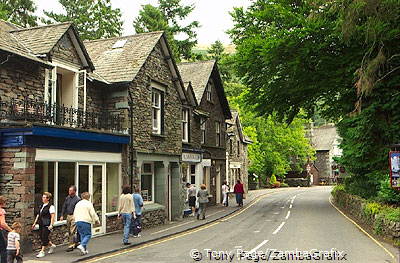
{"left": 34, "top": 0, "right": 251, "bottom": 45}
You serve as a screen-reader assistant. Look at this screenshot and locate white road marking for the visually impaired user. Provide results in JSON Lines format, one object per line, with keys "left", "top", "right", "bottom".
{"left": 289, "top": 204, "right": 293, "bottom": 209}
{"left": 273, "top": 212, "right": 280, "bottom": 215}
{"left": 265, "top": 219, "right": 272, "bottom": 222}
{"left": 235, "top": 246, "right": 243, "bottom": 248}
{"left": 285, "top": 211, "right": 291, "bottom": 220}
{"left": 249, "top": 240, "right": 269, "bottom": 254}
{"left": 272, "top": 222, "right": 286, "bottom": 235}
{"left": 281, "top": 206, "right": 285, "bottom": 209}
{"left": 254, "top": 230, "right": 260, "bottom": 233}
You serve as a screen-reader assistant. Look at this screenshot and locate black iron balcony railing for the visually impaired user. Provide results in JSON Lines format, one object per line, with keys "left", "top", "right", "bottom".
{"left": 0, "top": 97, "right": 124, "bottom": 133}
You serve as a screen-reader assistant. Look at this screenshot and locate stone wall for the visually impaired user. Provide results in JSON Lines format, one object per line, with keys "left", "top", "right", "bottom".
{"left": 0, "top": 52, "right": 45, "bottom": 102}
{"left": 51, "top": 33, "right": 82, "bottom": 68}
{"left": 332, "top": 189, "right": 400, "bottom": 246}
{"left": 0, "top": 147, "right": 36, "bottom": 251}
{"left": 130, "top": 42, "right": 182, "bottom": 156}
{"left": 315, "top": 150, "right": 331, "bottom": 180}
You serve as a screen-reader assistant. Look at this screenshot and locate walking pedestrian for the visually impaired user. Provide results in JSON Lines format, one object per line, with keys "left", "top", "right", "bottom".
{"left": 118, "top": 186, "right": 135, "bottom": 245}
{"left": 59, "top": 185, "right": 80, "bottom": 252}
{"left": 6, "top": 222, "right": 23, "bottom": 263}
{"left": 234, "top": 180, "right": 245, "bottom": 207}
{"left": 132, "top": 187, "right": 143, "bottom": 238}
{"left": 0, "top": 196, "right": 12, "bottom": 263}
{"left": 222, "top": 181, "right": 230, "bottom": 207}
{"left": 31, "top": 192, "right": 56, "bottom": 258}
{"left": 74, "top": 192, "right": 99, "bottom": 255}
{"left": 197, "top": 184, "right": 209, "bottom": 220}
{"left": 186, "top": 183, "right": 196, "bottom": 216}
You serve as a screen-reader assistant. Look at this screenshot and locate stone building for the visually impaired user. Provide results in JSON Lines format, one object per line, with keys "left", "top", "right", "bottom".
{"left": 226, "top": 111, "right": 252, "bottom": 192}
{"left": 0, "top": 21, "right": 130, "bottom": 250}
{"left": 0, "top": 20, "right": 190, "bottom": 250}
{"left": 178, "top": 61, "right": 231, "bottom": 205}
{"left": 310, "top": 124, "right": 343, "bottom": 184}
{"left": 84, "top": 32, "right": 190, "bottom": 222}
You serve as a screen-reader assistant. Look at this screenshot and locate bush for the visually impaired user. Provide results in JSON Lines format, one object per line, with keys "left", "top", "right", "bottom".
{"left": 270, "top": 174, "right": 277, "bottom": 185}
{"left": 363, "top": 202, "right": 382, "bottom": 217}
{"left": 280, "top": 182, "right": 289, "bottom": 187}
{"left": 376, "top": 178, "right": 400, "bottom": 204}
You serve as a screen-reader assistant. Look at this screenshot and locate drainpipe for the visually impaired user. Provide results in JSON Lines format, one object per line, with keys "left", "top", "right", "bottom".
{"left": 128, "top": 88, "right": 134, "bottom": 188}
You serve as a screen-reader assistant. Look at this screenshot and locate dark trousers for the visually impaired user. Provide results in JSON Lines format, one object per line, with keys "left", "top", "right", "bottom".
{"left": 39, "top": 226, "right": 50, "bottom": 247}
{"left": 235, "top": 193, "right": 243, "bottom": 206}
{"left": 0, "top": 230, "right": 7, "bottom": 263}
{"left": 130, "top": 215, "right": 142, "bottom": 236}
{"left": 6, "top": 250, "right": 22, "bottom": 263}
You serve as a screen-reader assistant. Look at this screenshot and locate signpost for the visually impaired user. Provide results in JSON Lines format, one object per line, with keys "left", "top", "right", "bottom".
{"left": 389, "top": 151, "right": 400, "bottom": 189}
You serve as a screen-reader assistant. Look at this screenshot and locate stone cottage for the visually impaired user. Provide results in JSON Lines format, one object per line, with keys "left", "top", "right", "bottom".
{"left": 84, "top": 31, "right": 191, "bottom": 222}
{"left": 226, "top": 111, "right": 252, "bottom": 192}
{"left": 0, "top": 21, "right": 130, "bottom": 250}
{"left": 178, "top": 60, "right": 231, "bottom": 205}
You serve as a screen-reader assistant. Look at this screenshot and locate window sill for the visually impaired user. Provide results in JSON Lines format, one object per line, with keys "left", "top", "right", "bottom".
{"left": 144, "top": 203, "right": 166, "bottom": 212}
{"left": 32, "top": 220, "right": 67, "bottom": 231}
{"left": 106, "top": 211, "right": 118, "bottom": 217}
{"left": 151, "top": 133, "right": 167, "bottom": 139}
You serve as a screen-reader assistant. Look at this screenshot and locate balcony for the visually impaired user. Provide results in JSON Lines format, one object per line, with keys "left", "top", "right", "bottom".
{"left": 0, "top": 97, "right": 124, "bottom": 133}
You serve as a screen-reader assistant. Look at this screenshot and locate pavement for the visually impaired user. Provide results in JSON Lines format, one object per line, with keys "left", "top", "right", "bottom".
{"left": 73, "top": 186, "right": 399, "bottom": 263}
{"left": 24, "top": 187, "right": 285, "bottom": 263}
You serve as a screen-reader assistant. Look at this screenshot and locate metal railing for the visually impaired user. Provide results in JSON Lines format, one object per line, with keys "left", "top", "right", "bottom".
{"left": 0, "top": 97, "right": 124, "bottom": 133}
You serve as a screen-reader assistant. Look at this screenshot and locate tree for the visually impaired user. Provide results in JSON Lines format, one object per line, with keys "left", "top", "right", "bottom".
{"left": 43, "top": 0, "right": 123, "bottom": 40}
{"left": 229, "top": 0, "right": 400, "bottom": 202}
{"left": 133, "top": 0, "right": 200, "bottom": 60}
{"left": 207, "top": 40, "right": 224, "bottom": 62}
{"left": 0, "top": 0, "right": 38, "bottom": 27}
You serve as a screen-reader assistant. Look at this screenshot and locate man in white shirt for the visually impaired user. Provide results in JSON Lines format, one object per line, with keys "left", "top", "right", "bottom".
{"left": 74, "top": 192, "right": 99, "bottom": 255}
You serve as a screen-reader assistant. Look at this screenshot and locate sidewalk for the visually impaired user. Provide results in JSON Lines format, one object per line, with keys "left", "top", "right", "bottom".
{"left": 25, "top": 188, "right": 284, "bottom": 263}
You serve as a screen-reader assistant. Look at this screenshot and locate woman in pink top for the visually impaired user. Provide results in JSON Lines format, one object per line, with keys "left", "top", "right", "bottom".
{"left": 0, "top": 196, "right": 12, "bottom": 263}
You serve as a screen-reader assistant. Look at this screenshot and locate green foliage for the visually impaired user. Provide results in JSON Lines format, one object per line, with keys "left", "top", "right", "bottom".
{"left": 270, "top": 174, "right": 277, "bottom": 185}
{"left": 332, "top": 184, "right": 345, "bottom": 197}
{"left": 376, "top": 178, "right": 400, "bottom": 204}
{"left": 207, "top": 40, "right": 224, "bottom": 62}
{"left": 363, "top": 202, "right": 382, "bottom": 218}
{"left": 374, "top": 214, "right": 384, "bottom": 235}
{"left": 229, "top": 0, "right": 400, "bottom": 203}
{"left": 0, "top": 0, "right": 37, "bottom": 27}
{"left": 43, "top": 0, "right": 123, "bottom": 40}
{"left": 133, "top": 0, "right": 199, "bottom": 61}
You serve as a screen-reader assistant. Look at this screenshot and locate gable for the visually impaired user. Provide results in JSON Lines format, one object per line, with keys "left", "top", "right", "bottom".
{"left": 51, "top": 32, "right": 83, "bottom": 68}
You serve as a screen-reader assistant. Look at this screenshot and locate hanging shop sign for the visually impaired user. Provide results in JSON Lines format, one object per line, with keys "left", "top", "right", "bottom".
{"left": 389, "top": 151, "right": 400, "bottom": 189}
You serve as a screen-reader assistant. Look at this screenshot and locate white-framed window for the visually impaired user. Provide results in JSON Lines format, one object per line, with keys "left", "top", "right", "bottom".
{"left": 206, "top": 82, "right": 212, "bottom": 102}
{"left": 152, "top": 89, "right": 163, "bottom": 134}
{"left": 216, "top": 121, "right": 221, "bottom": 147}
{"left": 141, "top": 163, "right": 155, "bottom": 203}
{"left": 182, "top": 108, "right": 189, "bottom": 142}
{"left": 201, "top": 118, "right": 206, "bottom": 144}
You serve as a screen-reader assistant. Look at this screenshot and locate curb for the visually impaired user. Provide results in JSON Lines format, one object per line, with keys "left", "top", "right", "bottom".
{"left": 75, "top": 191, "right": 272, "bottom": 262}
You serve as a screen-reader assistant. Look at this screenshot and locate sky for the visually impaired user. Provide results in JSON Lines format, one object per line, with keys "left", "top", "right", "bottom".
{"left": 34, "top": 0, "right": 251, "bottom": 45}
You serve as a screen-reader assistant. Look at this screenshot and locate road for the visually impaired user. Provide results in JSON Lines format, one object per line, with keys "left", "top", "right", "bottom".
{"left": 84, "top": 187, "right": 396, "bottom": 263}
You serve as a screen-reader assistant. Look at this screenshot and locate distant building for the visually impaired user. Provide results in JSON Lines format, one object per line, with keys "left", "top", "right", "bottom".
{"left": 310, "top": 124, "right": 344, "bottom": 184}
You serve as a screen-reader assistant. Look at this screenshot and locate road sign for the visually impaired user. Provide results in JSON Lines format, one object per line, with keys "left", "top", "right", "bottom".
{"left": 388, "top": 151, "right": 400, "bottom": 189}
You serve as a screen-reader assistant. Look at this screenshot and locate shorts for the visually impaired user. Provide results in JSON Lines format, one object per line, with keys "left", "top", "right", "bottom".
{"left": 188, "top": 196, "right": 196, "bottom": 207}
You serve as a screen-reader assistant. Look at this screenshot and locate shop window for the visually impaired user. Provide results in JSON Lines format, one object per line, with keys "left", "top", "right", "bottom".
{"left": 141, "top": 163, "right": 154, "bottom": 203}
{"left": 106, "top": 163, "right": 120, "bottom": 213}
{"left": 57, "top": 162, "right": 75, "bottom": 219}
{"left": 35, "top": 162, "right": 55, "bottom": 211}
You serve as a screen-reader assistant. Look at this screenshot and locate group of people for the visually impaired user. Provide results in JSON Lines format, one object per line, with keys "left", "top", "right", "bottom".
{"left": 0, "top": 184, "right": 144, "bottom": 263}
{"left": 186, "top": 179, "right": 246, "bottom": 219}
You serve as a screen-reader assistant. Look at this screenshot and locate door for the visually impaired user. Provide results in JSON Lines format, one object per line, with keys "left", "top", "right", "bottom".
{"left": 78, "top": 163, "right": 106, "bottom": 235}
{"left": 216, "top": 166, "right": 221, "bottom": 204}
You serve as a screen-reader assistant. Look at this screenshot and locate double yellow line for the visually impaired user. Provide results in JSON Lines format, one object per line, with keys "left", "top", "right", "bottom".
{"left": 83, "top": 190, "right": 283, "bottom": 262}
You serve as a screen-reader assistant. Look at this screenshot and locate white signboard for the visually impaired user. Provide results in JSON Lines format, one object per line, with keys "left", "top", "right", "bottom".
{"left": 230, "top": 162, "right": 242, "bottom": 169}
{"left": 182, "top": 153, "right": 201, "bottom": 163}
{"left": 202, "top": 159, "right": 211, "bottom": 167}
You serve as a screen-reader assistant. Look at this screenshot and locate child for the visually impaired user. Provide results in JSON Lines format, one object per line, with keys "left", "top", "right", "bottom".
{"left": 7, "top": 222, "right": 23, "bottom": 263}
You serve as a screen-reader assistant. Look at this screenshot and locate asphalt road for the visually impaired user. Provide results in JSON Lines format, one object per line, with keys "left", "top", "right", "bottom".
{"left": 84, "top": 187, "right": 397, "bottom": 263}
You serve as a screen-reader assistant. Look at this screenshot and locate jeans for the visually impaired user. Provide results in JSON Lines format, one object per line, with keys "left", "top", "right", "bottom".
{"left": 121, "top": 213, "right": 132, "bottom": 243}
{"left": 131, "top": 215, "right": 142, "bottom": 236}
{"left": 76, "top": 221, "right": 91, "bottom": 250}
{"left": 198, "top": 203, "right": 207, "bottom": 219}
{"left": 236, "top": 193, "right": 243, "bottom": 206}
{"left": 6, "top": 250, "right": 22, "bottom": 263}
{"left": 0, "top": 230, "right": 7, "bottom": 263}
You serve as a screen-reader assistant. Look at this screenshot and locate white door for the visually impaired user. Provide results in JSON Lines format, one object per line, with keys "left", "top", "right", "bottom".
{"left": 77, "top": 163, "right": 106, "bottom": 235}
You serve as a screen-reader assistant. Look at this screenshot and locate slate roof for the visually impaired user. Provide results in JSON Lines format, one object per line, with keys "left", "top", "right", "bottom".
{"left": 311, "top": 124, "right": 339, "bottom": 151}
{"left": 228, "top": 110, "right": 253, "bottom": 144}
{"left": 10, "top": 22, "right": 72, "bottom": 55}
{"left": 0, "top": 20, "right": 49, "bottom": 65}
{"left": 177, "top": 60, "right": 215, "bottom": 102}
{"left": 84, "top": 32, "right": 164, "bottom": 83}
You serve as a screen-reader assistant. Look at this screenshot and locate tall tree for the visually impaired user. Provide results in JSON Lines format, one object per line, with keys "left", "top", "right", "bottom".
{"left": 0, "top": 0, "right": 38, "bottom": 27}
{"left": 133, "top": 0, "right": 200, "bottom": 60}
{"left": 207, "top": 40, "right": 224, "bottom": 62}
{"left": 43, "top": 0, "right": 123, "bottom": 40}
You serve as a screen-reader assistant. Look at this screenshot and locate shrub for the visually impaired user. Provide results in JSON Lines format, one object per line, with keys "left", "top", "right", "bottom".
{"left": 280, "top": 182, "right": 289, "bottom": 187}
{"left": 376, "top": 178, "right": 400, "bottom": 204}
{"left": 270, "top": 174, "right": 277, "bottom": 185}
{"left": 363, "top": 202, "right": 382, "bottom": 218}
